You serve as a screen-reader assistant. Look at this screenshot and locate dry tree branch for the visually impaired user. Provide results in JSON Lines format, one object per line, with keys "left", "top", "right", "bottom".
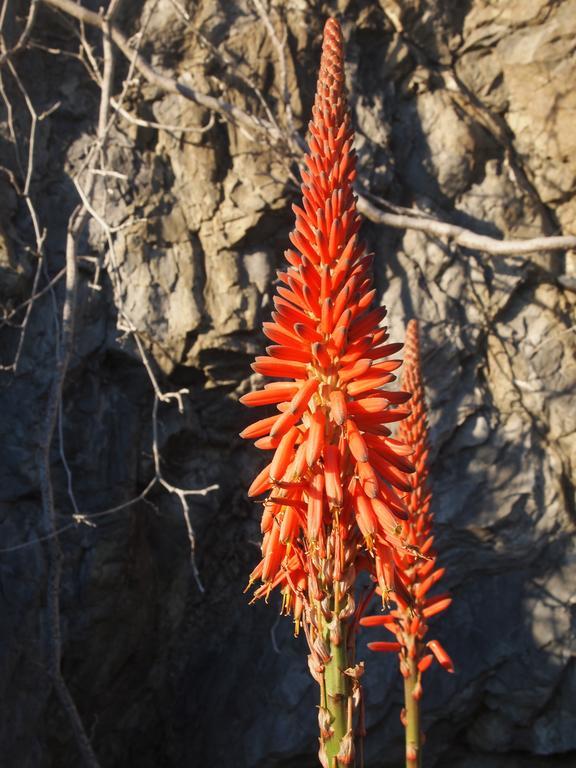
{"left": 63, "top": 0, "right": 219, "bottom": 588}
{"left": 42, "top": 0, "right": 279, "bottom": 138}
{"left": 0, "top": 0, "right": 38, "bottom": 66}
{"left": 38, "top": 202, "right": 101, "bottom": 768}
{"left": 250, "top": 0, "right": 298, "bottom": 147}
{"left": 0, "top": 267, "right": 65, "bottom": 329}
{"left": 110, "top": 99, "right": 216, "bottom": 134}
{"left": 69, "top": 9, "right": 220, "bottom": 584}
{"left": 0, "top": 54, "right": 49, "bottom": 372}
{"left": 38, "top": 0, "right": 576, "bottom": 257}
{"left": 356, "top": 195, "right": 576, "bottom": 256}
{"left": 33, "top": 6, "right": 120, "bottom": 762}
{"left": 132, "top": 331, "right": 214, "bottom": 593}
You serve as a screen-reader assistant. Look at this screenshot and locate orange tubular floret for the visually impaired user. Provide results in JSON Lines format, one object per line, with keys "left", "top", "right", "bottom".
{"left": 270, "top": 426, "right": 301, "bottom": 483}
{"left": 367, "top": 641, "right": 402, "bottom": 653}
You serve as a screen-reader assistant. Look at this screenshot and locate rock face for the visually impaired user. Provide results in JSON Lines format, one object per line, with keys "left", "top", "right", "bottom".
{"left": 0, "top": 1, "right": 574, "bottom": 767}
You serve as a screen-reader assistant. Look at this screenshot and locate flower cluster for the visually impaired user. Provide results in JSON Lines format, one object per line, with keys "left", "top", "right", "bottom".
{"left": 239, "top": 18, "right": 416, "bottom": 766}
{"left": 240, "top": 18, "right": 413, "bottom": 627}
{"left": 360, "top": 319, "right": 453, "bottom": 764}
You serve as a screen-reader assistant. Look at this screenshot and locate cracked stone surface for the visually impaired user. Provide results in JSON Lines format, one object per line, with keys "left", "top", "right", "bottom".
{"left": 0, "top": 1, "right": 574, "bottom": 767}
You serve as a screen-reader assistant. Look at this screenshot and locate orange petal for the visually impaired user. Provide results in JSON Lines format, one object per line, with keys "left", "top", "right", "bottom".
{"left": 266, "top": 345, "right": 312, "bottom": 364}
{"left": 339, "top": 357, "right": 372, "bottom": 383}
{"left": 248, "top": 463, "right": 273, "bottom": 497}
{"left": 427, "top": 639, "right": 454, "bottom": 672}
{"left": 239, "top": 414, "right": 281, "bottom": 439}
{"left": 365, "top": 435, "right": 415, "bottom": 473}
{"left": 279, "top": 504, "right": 299, "bottom": 544}
{"left": 324, "top": 444, "right": 343, "bottom": 506}
{"left": 369, "top": 451, "right": 412, "bottom": 492}
{"left": 254, "top": 435, "right": 280, "bottom": 450}
{"left": 414, "top": 568, "right": 446, "bottom": 600}
{"left": 306, "top": 471, "right": 325, "bottom": 541}
{"left": 422, "top": 595, "right": 452, "bottom": 618}
{"left": 346, "top": 375, "right": 395, "bottom": 397}
{"left": 262, "top": 523, "right": 285, "bottom": 582}
{"left": 312, "top": 342, "right": 332, "bottom": 368}
{"left": 260, "top": 501, "right": 275, "bottom": 534}
{"left": 346, "top": 419, "right": 368, "bottom": 462}
{"left": 357, "top": 461, "right": 379, "bottom": 499}
{"left": 294, "top": 322, "right": 323, "bottom": 344}
{"left": 367, "top": 641, "right": 402, "bottom": 653}
{"left": 306, "top": 408, "right": 326, "bottom": 467}
{"left": 240, "top": 385, "right": 298, "bottom": 407}
{"left": 252, "top": 357, "right": 308, "bottom": 379}
{"left": 359, "top": 614, "right": 397, "bottom": 627}
{"left": 418, "top": 654, "right": 434, "bottom": 673}
{"left": 270, "top": 426, "right": 301, "bottom": 482}
{"left": 262, "top": 322, "right": 301, "bottom": 346}
{"left": 348, "top": 306, "right": 388, "bottom": 341}
{"left": 329, "top": 390, "right": 347, "bottom": 426}
{"left": 354, "top": 490, "right": 377, "bottom": 538}
{"left": 269, "top": 408, "right": 301, "bottom": 439}
{"left": 288, "top": 377, "right": 320, "bottom": 416}
{"left": 321, "top": 297, "right": 332, "bottom": 335}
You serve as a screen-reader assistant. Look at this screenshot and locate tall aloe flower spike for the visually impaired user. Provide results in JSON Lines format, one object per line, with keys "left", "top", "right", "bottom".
{"left": 240, "top": 19, "right": 417, "bottom": 768}
{"left": 360, "top": 319, "right": 454, "bottom": 768}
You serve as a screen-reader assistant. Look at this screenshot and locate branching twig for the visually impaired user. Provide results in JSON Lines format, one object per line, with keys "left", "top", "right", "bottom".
{"left": 41, "top": 0, "right": 279, "bottom": 140}
{"left": 356, "top": 195, "right": 576, "bottom": 256}
{"left": 131, "top": 329, "right": 216, "bottom": 593}
{"left": 0, "top": 0, "right": 38, "bottom": 66}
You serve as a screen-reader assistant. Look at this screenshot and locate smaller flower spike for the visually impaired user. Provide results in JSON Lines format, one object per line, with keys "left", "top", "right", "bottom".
{"left": 241, "top": 17, "right": 415, "bottom": 768}
{"left": 361, "top": 319, "right": 453, "bottom": 768}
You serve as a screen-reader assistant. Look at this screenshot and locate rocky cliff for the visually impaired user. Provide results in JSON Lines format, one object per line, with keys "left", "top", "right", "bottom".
{"left": 0, "top": 1, "right": 575, "bottom": 767}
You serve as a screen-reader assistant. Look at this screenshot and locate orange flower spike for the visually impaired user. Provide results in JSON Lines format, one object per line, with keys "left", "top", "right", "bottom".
{"left": 240, "top": 18, "right": 415, "bottom": 766}
{"left": 362, "top": 319, "right": 454, "bottom": 768}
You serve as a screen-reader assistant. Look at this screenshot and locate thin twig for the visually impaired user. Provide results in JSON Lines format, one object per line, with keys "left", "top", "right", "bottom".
{"left": 0, "top": 479, "right": 157, "bottom": 554}
{"left": 0, "top": 0, "right": 39, "bottom": 65}
{"left": 0, "top": 268, "right": 64, "bottom": 330}
{"left": 110, "top": 99, "right": 215, "bottom": 134}
{"left": 251, "top": 0, "right": 297, "bottom": 145}
{"left": 38, "top": 203, "right": 101, "bottom": 768}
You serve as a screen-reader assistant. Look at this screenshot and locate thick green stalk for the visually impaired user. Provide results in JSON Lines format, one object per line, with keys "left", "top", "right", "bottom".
{"left": 323, "top": 624, "right": 349, "bottom": 766}
{"left": 403, "top": 657, "right": 422, "bottom": 768}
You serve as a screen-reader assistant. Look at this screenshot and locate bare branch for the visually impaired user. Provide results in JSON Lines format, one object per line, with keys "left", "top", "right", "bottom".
{"left": 38, "top": 202, "right": 101, "bottom": 768}
{"left": 0, "top": 267, "right": 65, "bottom": 330}
{"left": 251, "top": 0, "right": 297, "bottom": 142}
{"left": 40, "top": 0, "right": 279, "bottom": 140}
{"left": 356, "top": 195, "right": 576, "bottom": 255}
{"left": 0, "top": 0, "right": 39, "bottom": 66}
{"left": 110, "top": 99, "right": 216, "bottom": 135}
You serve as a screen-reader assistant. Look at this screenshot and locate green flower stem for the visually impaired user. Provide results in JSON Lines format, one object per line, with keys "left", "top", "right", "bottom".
{"left": 403, "top": 657, "right": 422, "bottom": 768}
{"left": 323, "top": 626, "right": 349, "bottom": 766}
